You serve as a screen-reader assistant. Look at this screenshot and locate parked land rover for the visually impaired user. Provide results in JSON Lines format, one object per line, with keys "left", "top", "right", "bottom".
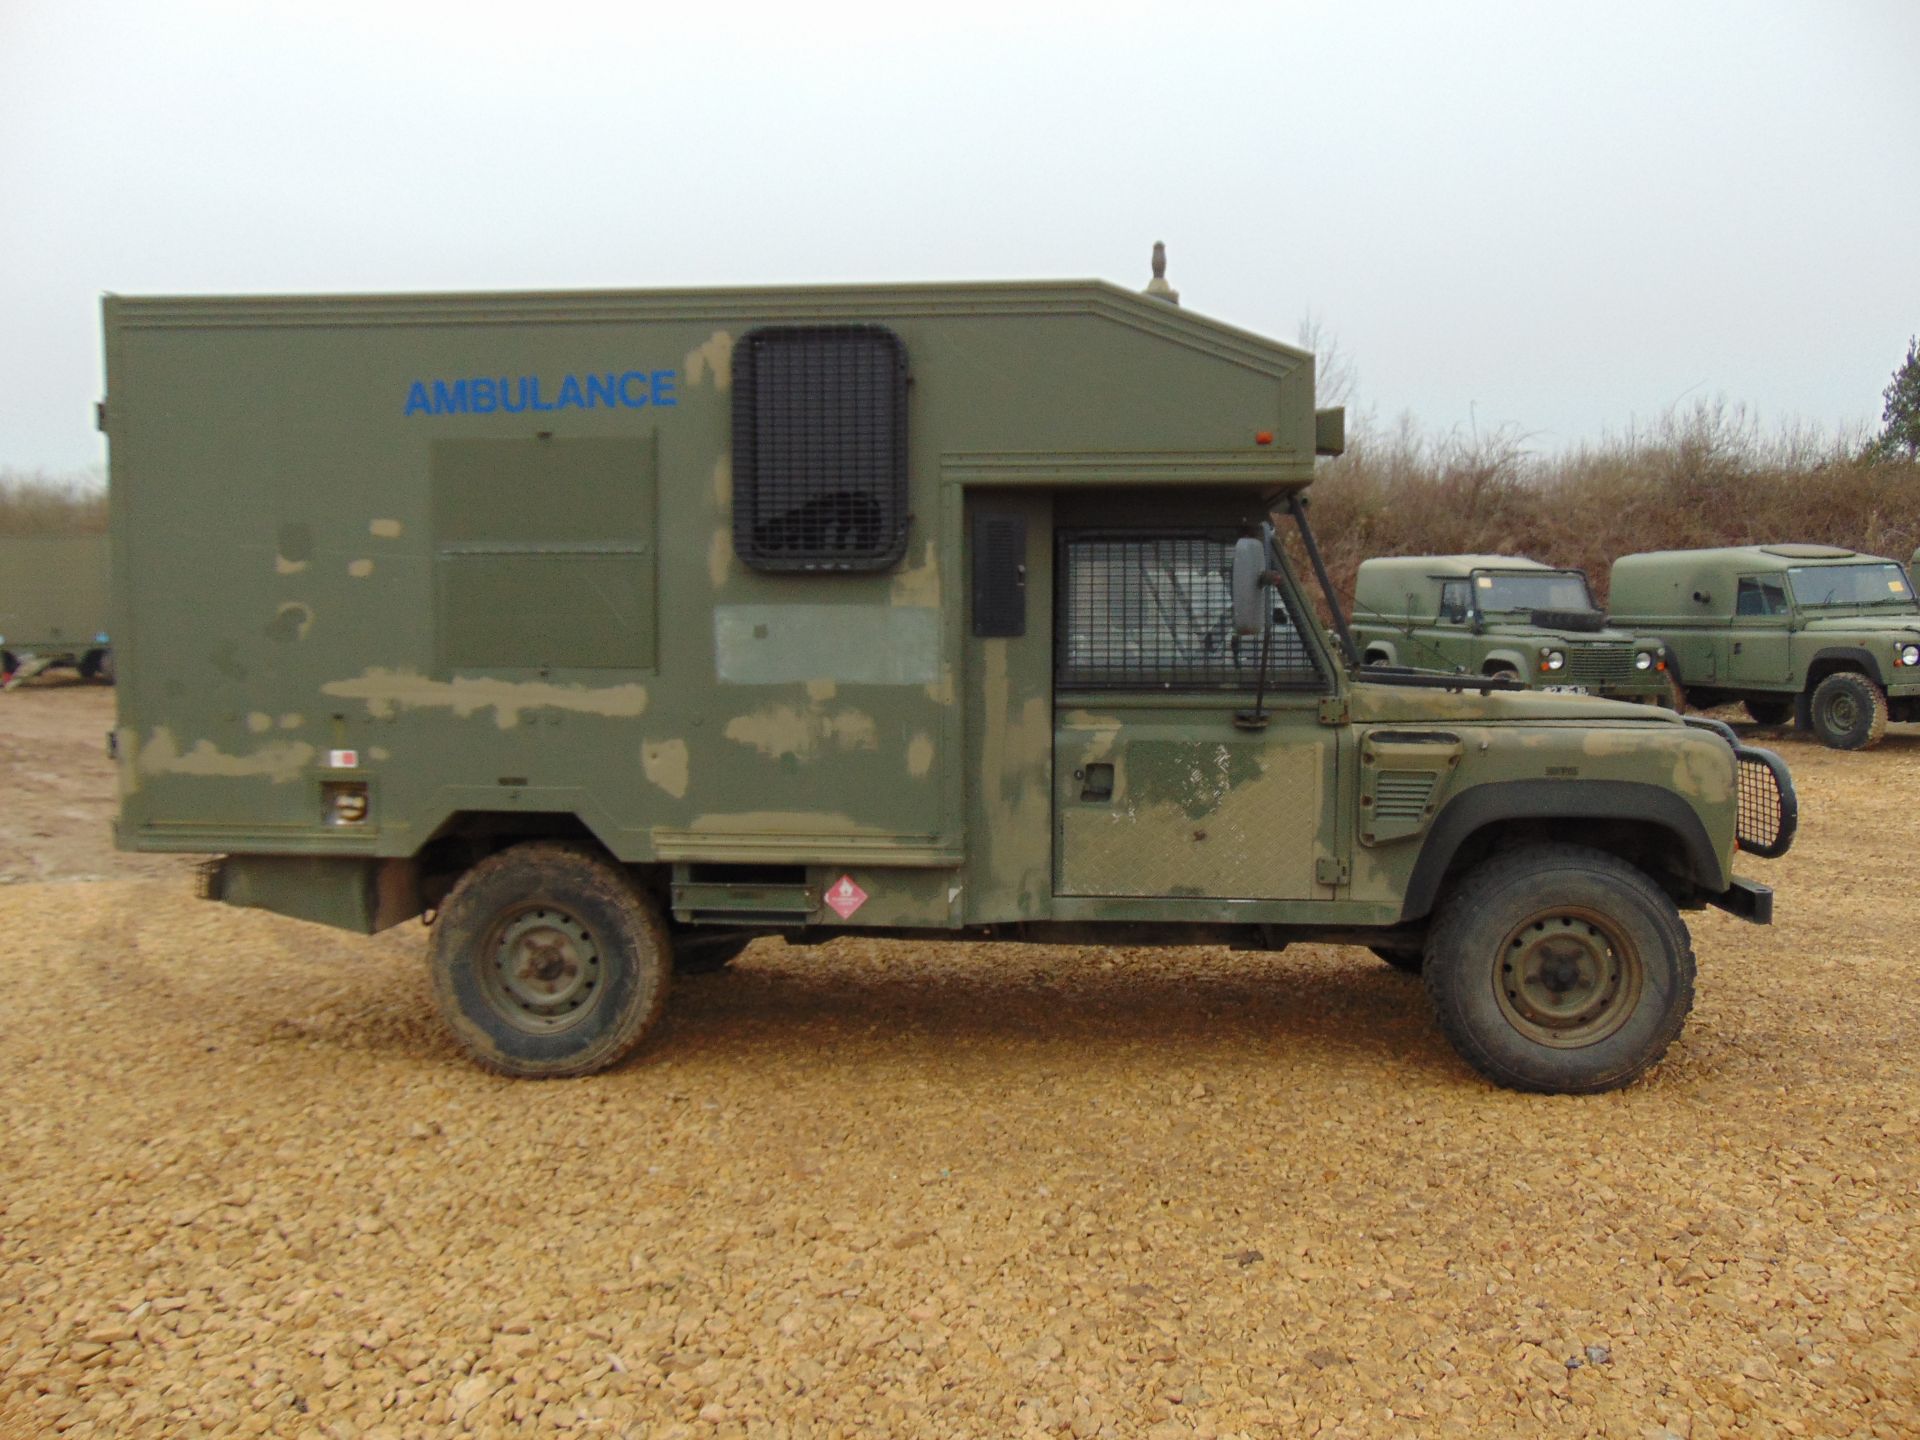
{"left": 1352, "top": 555, "right": 1673, "bottom": 703}
{"left": 105, "top": 273, "right": 1795, "bottom": 1093}
{"left": 1611, "top": 544, "right": 1920, "bottom": 749}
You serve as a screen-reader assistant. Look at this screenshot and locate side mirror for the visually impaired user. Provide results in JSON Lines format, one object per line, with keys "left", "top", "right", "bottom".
{"left": 1231, "top": 536, "right": 1269, "bottom": 636}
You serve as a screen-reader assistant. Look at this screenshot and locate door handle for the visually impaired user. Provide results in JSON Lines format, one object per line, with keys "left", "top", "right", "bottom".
{"left": 1079, "top": 762, "right": 1114, "bottom": 801}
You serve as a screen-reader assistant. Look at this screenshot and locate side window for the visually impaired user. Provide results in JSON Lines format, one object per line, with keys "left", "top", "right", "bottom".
{"left": 1055, "top": 532, "right": 1324, "bottom": 691}
{"left": 731, "top": 325, "right": 909, "bottom": 572}
{"left": 1736, "top": 576, "right": 1787, "bottom": 616}
{"left": 1438, "top": 580, "right": 1470, "bottom": 622}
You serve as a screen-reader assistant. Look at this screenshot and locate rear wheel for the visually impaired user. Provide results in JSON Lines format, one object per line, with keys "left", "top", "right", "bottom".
{"left": 1744, "top": 697, "right": 1792, "bottom": 726}
{"left": 1424, "top": 845, "right": 1694, "bottom": 1093}
{"left": 1808, "top": 672, "right": 1888, "bottom": 750}
{"left": 429, "top": 842, "right": 670, "bottom": 1077}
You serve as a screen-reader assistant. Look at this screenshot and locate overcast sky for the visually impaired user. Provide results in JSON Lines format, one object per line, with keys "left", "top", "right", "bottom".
{"left": 3, "top": 0, "right": 1916, "bottom": 474}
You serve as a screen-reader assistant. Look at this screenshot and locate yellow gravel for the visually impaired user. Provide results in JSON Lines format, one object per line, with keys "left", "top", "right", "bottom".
{"left": 1, "top": 689, "right": 1917, "bottom": 1438}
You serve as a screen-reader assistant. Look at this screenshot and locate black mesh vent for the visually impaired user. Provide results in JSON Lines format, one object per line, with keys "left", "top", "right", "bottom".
{"left": 732, "top": 325, "right": 908, "bottom": 572}
{"left": 1056, "top": 532, "right": 1324, "bottom": 691}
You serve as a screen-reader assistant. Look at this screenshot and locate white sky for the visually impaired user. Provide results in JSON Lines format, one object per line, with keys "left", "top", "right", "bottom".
{"left": 3, "top": 0, "right": 1916, "bottom": 472}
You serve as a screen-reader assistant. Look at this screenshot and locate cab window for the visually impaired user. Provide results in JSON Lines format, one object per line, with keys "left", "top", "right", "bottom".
{"left": 1735, "top": 576, "right": 1788, "bottom": 617}
{"left": 1438, "top": 580, "right": 1471, "bottom": 622}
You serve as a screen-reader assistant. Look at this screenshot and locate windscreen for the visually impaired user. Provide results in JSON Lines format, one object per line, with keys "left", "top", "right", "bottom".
{"left": 1473, "top": 570, "right": 1597, "bottom": 613}
{"left": 1786, "top": 563, "right": 1918, "bottom": 610}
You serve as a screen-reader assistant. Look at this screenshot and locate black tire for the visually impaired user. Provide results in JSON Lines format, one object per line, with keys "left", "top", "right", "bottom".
{"left": 1423, "top": 844, "right": 1695, "bottom": 1094}
{"left": 1369, "top": 944, "right": 1424, "bottom": 975}
{"left": 428, "top": 841, "right": 670, "bottom": 1077}
{"left": 0, "top": 650, "right": 15, "bottom": 676}
{"left": 1808, "top": 671, "right": 1888, "bottom": 750}
{"left": 79, "top": 649, "right": 115, "bottom": 684}
{"left": 675, "top": 934, "right": 752, "bottom": 975}
{"left": 1744, "top": 697, "right": 1792, "bottom": 726}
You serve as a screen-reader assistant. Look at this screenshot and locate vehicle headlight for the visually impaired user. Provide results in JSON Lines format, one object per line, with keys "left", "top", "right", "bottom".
{"left": 1901, "top": 644, "right": 1919, "bottom": 667}
{"left": 1540, "top": 648, "right": 1566, "bottom": 672}
{"left": 1634, "top": 651, "right": 1654, "bottom": 671}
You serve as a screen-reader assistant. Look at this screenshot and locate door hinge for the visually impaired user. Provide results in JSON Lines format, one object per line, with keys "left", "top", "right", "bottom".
{"left": 1315, "top": 856, "right": 1350, "bottom": 887}
{"left": 1318, "top": 694, "right": 1349, "bottom": 725}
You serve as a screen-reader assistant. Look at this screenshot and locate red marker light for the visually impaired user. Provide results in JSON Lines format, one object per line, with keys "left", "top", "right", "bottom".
{"left": 1254, "top": 431, "right": 1273, "bottom": 446}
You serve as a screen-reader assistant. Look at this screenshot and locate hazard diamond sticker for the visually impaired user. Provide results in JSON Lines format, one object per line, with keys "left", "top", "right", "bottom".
{"left": 824, "top": 874, "right": 868, "bottom": 919}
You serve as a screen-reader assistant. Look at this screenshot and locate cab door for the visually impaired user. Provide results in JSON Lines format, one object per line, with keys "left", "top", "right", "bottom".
{"left": 1052, "top": 530, "right": 1341, "bottom": 901}
{"left": 1726, "top": 575, "right": 1793, "bottom": 684}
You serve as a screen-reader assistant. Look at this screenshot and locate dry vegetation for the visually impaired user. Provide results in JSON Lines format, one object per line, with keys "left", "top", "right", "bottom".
{"left": 0, "top": 467, "right": 107, "bottom": 537}
{"left": 1307, "top": 403, "right": 1920, "bottom": 607}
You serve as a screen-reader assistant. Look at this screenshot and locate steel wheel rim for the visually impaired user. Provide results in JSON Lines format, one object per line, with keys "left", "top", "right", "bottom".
{"left": 479, "top": 904, "right": 604, "bottom": 1033}
{"left": 1492, "top": 905, "right": 1643, "bottom": 1048}
{"left": 1824, "top": 690, "right": 1858, "bottom": 732}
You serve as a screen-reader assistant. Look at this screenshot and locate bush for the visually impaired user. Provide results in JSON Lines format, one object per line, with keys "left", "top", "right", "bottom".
{"left": 1306, "top": 400, "right": 1920, "bottom": 608}
{"left": 0, "top": 469, "right": 108, "bottom": 537}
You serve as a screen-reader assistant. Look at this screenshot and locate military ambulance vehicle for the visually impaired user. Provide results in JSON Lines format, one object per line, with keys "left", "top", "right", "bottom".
{"left": 0, "top": 534, "right": 113, "bottom": 687}
{"left": 1351, "top": 555, "right": 1672, "bottom": 703}
{"left": 104, "top": 272, "right": 1795, "bottom": 1093}
{"left": 1611, "top": 544, "right": 1920, "bottom": 749}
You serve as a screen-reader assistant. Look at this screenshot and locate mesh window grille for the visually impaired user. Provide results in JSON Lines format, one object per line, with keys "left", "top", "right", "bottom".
{"left": 731, "top": 325, "right": 909, "bottom": 572}
{"left": 1055, "top": 532, "right": 1324, "bottom": 691}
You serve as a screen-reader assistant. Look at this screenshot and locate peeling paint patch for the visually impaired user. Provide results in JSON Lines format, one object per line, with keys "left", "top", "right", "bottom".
{"left": 708, "top": 528, "right": 735, "bottom": 589}
{"left": 245, "top": 712, "right": 273, "bottom": 734}
{"left": 265, "top": 603, "right": 314, "bottom": 643}
{"left": 723, "top": 705, "right": 878, "bottom": 760}
{"left": 275, "top": 555, "right": 310, "bottom": 576}
{"left": 320, "top": 668, "right": 650, "bottom": 729}
{"left": 278, "top": 714, "right": 303, "bottom": 730}
{"left": 684, "top": 330, "right": 735, "bottom": 391}
{"left": 139, "top": 728, "right": 315, "bottom": 785}
{"left": 907, "top": 733, "right": 935, "bottom": 778}
{"left": 643, "top": 739, "right": 690, "bottom": 799}
{"left": 369, "top": 746, "right": 392, "bottom": 762}
{"left": 347, "top": 559, "right": 374, "bottom": 579}
{"left": 710, "top": 454, "right": 732, "bottom": 511}
{"left": 889, "top": 540, "right": 941, "bottom": 608}
{"left": 369, "top": 518, "right": 404, "bottom": 539}
{"left": 805, "top": 679, "right": 837, "bottom": 702}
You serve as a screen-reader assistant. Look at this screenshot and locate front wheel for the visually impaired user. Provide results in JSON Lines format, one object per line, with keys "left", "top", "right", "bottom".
{"left": 429, "top": 842, "right": 671, "bottom": 1077}
{"left": 1424, "top": 845, "right": 1695, "bottom": 1093}
{"left": 1808, "top": 672, "right": 1887, "bottom": 750}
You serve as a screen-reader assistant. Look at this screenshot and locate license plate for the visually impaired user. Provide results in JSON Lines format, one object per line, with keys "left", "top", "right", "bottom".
{"left": 1542, "top": 684, "right": 1589, "bottom": 695}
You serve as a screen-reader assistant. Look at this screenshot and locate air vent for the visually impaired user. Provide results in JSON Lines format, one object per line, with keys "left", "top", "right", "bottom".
{"left": 1372, "top": 771, "right": 1437, "bottom": 823}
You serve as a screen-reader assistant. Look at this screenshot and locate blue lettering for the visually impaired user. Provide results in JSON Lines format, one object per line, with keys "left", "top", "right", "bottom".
{"left": 432, "top": 379, "right": 470, "bottom": 415}
{"left": 501, "top": 376, "right": 529, "bottom": 414}
{"left": 619, "top": 371, "right": 650, "bottom": 408}
{"left": 556, "top": 374, "right": 586, "bottom": 410}
{"left": 586, "top": 373, "right": 619, "bottom": 409}
{"left": 530, "top": 376, "right": 555, "bottom": 412}
{"left": 404, "top": 381, "right": 431, "bottom": 416}
{"left": 470, "top": 377, "right": 498, "bottom": 414}
{"left": 652, "top": 370, "right": 678, "bottom": 406}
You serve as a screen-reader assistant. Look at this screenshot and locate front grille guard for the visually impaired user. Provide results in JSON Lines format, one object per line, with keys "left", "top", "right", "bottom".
{"left": 1684, "top": 716, "right": 1798, "bottom": 858}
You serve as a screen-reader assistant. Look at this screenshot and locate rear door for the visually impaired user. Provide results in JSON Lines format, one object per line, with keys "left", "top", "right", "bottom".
{"left": 1052, "top": 530, "right": 1340, "bottom": 901}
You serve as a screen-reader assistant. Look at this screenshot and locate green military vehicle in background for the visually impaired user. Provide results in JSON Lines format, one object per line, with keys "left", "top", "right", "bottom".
{"left": 1351, "top": 555, "right": 1673, "bottom": 702}
{"left": 1610, "top": 545, "right": 1920, "bottom": 749}
{"left": 0, "top": 533, "right": 114, "bottom": 687}
{"left": 103, "top": 271, "right": 1795, "bottom": 1093}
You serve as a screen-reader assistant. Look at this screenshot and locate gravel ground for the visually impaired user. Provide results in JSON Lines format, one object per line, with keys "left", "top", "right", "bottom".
{"left": 2, "top": 687, "right": 1916, "bottom": 1439}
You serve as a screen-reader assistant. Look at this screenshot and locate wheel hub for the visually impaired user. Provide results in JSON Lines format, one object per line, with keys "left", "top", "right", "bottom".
{"left": 1495, "top": 910, "right": 1642, "bottom": 1048}
{"left": 486, "top": 907, "right": 602, "bottom": 1027}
